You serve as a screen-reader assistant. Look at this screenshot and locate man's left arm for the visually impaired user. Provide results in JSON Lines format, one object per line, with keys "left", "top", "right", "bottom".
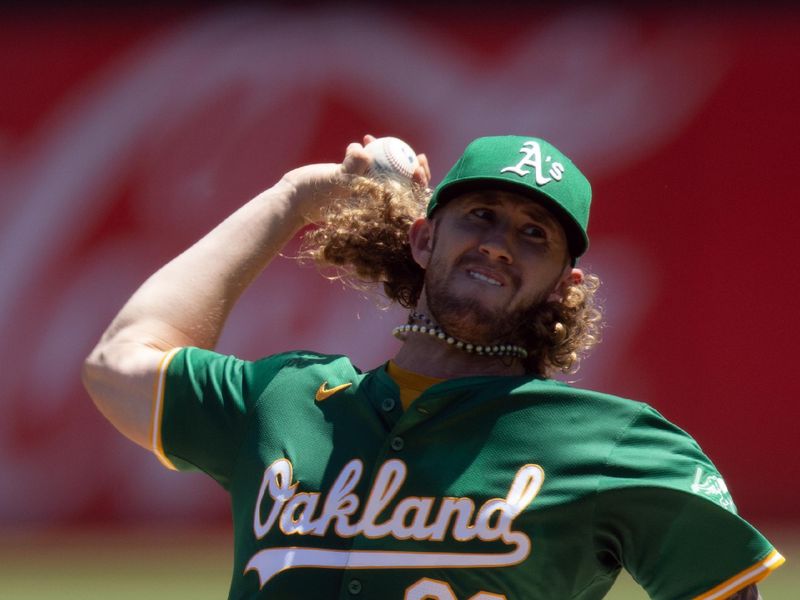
{"left": 598, "top": 405, "right": 783, "bottom": 599}
{"left": 730, "top": 584, "right": 760, "bottom": 599}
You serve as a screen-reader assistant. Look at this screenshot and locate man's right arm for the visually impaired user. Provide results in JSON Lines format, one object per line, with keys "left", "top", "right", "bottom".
{"left": 81, "top": 150, "right": 376, "bottom": 450}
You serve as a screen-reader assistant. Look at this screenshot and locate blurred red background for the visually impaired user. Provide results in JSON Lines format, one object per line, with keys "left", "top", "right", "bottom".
{"left": 1, "top": 4, "right": 798, "bottom": 529}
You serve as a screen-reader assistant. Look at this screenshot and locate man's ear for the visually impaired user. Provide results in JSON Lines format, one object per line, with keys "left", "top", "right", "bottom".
{"left": 409, "top": 218, "right": 434, "bottom": 269}
{"left": 547, "top": 267, "right": 584, "bottom": 302}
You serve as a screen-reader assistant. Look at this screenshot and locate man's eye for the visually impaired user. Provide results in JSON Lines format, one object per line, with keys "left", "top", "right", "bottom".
{"left": 523, "top": 225, "right": 547, "bottom": 239}
{"left": 470, "top": 208, "right": 492, "bottom": 220}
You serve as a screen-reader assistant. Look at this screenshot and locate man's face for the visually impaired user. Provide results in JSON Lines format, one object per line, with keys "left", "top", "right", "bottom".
{"left": 411, "top": 190, "right": 572, "bottom": 345}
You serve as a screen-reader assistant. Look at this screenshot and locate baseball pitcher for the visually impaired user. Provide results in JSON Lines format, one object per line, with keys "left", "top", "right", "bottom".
{"left": 83, "top": 135, "right": 783, "bottom": 599}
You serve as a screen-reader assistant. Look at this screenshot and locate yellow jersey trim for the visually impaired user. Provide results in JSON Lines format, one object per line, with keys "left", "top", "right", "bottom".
{"left": 150, "top": 347, "right": 183, "bottom": 471}
{"left": 693, "top": 549, "right": 785, "bottom": 599}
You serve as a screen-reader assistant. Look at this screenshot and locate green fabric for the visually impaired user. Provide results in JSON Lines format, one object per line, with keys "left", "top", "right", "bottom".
{"left": 427, "top": 136, "right": 592, "bottom": 258}
{"left": 162, "top": 347, "right": 777, "bottom": 600}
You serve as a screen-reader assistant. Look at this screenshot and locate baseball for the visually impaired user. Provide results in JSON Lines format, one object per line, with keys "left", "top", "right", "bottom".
{"left": 364, "top": 136, "right": 420, "bottom": 180}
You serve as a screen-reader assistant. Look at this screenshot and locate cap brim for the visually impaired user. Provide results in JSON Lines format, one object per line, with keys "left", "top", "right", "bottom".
{"left": 430, "top": 176, "right": 589, "bottom": 258}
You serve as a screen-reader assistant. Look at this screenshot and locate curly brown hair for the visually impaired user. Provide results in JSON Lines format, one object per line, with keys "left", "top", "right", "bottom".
{"left": 299, "top": 175, "right": 603, "bottom": 377}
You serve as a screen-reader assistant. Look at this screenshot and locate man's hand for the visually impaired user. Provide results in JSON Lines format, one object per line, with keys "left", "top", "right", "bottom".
{"left": 346, "top": 134, "right": 430, "bottom": 188}
{"left": 281, "top": 134, "right": 430, "bottom": 224}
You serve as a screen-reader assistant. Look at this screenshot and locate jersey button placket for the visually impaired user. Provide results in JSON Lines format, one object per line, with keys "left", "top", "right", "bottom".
{"left": 347, "top": 579, "right": 362, "bottom": 595}
{"left": 381, "top": 397, "right": 396, "bottom": 412}
{"left": 390, "top": 436, "right": 404, "bottom": 451}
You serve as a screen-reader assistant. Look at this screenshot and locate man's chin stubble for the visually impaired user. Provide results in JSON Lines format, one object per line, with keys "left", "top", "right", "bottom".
{"left": 426, "top": 287, "right": 532, "bottom": 346}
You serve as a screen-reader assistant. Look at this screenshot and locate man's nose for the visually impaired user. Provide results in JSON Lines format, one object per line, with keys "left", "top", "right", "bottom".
{"left": 478, "top": 230, "right": 513, "bottom": 264}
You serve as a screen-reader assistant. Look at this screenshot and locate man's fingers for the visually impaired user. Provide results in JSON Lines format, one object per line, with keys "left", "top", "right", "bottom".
{"left": 347, "top": 136, "right": 429, "bottom": 186}
{"left": 413, "top": 153, "right": 431, "bottom": 187}
{"left": 343, "top": 142, "right": 371, "bottom": 175}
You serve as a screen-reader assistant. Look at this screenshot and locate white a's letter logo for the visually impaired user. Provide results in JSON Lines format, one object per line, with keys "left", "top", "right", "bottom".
{"left": 501, "top": 140, "right": 564, "bottom": 185}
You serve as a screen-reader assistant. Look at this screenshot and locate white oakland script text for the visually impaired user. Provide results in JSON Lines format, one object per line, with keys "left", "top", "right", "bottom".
{"left": 244, "top": 458, "right": 544, "bottom": 588}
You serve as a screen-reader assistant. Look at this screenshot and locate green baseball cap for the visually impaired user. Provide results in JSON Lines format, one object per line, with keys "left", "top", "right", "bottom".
{"left": 427, "top": 136, "right": 591, "bottom": 258}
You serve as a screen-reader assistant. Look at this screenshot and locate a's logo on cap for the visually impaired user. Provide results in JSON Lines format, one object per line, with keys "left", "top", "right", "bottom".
{"left": 500, "top": 140, "right": 565, "bottom": 186}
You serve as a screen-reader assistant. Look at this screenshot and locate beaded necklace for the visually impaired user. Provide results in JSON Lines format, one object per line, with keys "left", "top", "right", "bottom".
{"left": 392, "top": 311, "right": 528, "bottom": 360}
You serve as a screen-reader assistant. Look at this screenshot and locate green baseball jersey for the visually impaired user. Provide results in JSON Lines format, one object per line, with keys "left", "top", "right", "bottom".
{"left": 152, "top": 347, "right": 783, "bottom": 600}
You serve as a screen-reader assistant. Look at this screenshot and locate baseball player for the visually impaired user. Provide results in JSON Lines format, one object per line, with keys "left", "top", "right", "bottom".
{"left": 83, "top": 135, "right": 783, "bottom": 599}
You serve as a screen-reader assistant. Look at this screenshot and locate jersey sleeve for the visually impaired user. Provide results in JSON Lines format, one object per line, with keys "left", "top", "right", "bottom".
{"left": 594, "top": 404, "right": 784, "bottom": 600}
{"left": 152, "top": 346, "right": 283, "bottom": 488}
